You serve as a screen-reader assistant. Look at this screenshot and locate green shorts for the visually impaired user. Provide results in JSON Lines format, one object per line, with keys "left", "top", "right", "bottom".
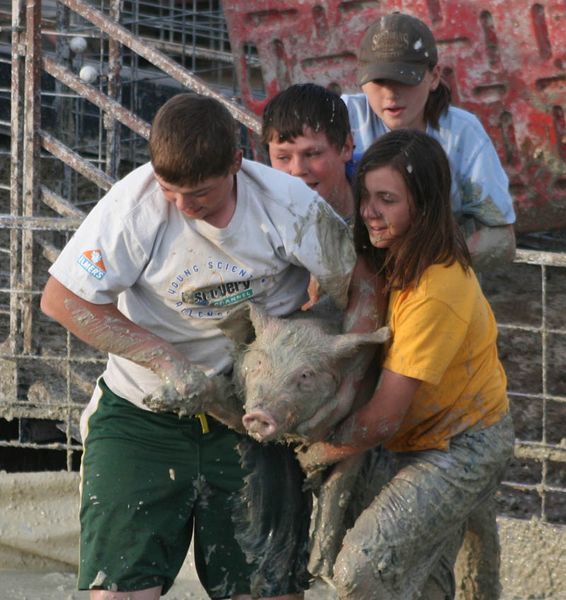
{"left": 78, "top": 379, "right": 309, "bottom": 598}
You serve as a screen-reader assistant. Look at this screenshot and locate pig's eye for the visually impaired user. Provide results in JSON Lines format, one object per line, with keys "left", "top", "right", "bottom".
{"left": 243, "top": 359, "right": 261, "bottom": 375}
{"left": 298, "top": 370, "right": 315, "bottom": 390}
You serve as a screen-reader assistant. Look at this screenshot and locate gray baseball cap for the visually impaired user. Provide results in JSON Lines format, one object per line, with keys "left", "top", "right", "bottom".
{"left": 357, "top": 13, "right": 438, "bottom": 86}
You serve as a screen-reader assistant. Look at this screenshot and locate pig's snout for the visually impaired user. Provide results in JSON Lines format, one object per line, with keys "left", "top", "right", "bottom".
{"left": 242, "top": 410, "right": 278, "bottom": 442}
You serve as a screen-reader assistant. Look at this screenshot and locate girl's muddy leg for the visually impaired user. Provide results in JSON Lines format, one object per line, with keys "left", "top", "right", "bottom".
{"left": 454, "top": 495, "right": 501, "bottom": 600}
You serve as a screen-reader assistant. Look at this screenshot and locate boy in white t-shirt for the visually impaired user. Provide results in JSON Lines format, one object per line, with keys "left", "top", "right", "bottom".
{"left": 343, "top": 11, "right": 517, "bottom": 272}
{"left": 40, "top": 93, "right": 358, "bottom": 600}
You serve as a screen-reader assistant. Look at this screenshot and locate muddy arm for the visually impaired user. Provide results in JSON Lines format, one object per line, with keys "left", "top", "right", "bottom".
{"left": 294, "top": 257, "right": 387, "bottom": 442}
{"left": 41, "top": 275, "right": 214, "bottom": 406}
{"left": 307, "top": 257, "right": 388, "bottom": 440}
{"left": 464, "top": 221, "right": 516, "bottom": 272}
{"left": 297, "top": 368, "right": 420, "bottom": 472}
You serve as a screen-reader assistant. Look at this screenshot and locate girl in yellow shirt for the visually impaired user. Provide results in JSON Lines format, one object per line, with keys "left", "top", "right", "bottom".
{"left": 299, "top": 129, "right": 514, "bottom": 599}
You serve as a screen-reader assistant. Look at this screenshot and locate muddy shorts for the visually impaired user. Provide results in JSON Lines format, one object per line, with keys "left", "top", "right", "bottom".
{"left": 332, "top": 413, "right": 515, "bottom": 600}
{"left": 78, "top": 379, "right": 310, "bottom": 598}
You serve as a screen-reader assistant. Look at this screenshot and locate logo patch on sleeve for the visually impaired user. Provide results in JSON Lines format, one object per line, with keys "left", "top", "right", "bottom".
{"left": 78, "top": 249, "right": 107, "bottom": 280}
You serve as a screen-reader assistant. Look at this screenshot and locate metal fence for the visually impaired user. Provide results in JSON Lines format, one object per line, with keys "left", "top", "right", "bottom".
{"left": 0, "top": 0, "right": 259, "bottom": 470}
{"left": 483, "top": 249, "right": 566, "bottom": 525}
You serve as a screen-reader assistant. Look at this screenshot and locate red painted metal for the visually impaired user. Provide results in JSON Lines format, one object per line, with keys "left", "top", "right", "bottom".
{"left": 223, "top": 0, "right": 566, "bottom": 233}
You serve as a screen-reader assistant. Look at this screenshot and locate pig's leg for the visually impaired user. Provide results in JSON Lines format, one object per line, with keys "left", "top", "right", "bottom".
{"left": 144, "top": 373, "right": 246, "bottom": 433}
{"left": 308, "top": 454, "right": 366, "bottom": 582}
{"left": 307, "top": 446, "right": 393, "bottom": 582}
{"left": 203, "top": 374, "right": 246, "bottom": 433}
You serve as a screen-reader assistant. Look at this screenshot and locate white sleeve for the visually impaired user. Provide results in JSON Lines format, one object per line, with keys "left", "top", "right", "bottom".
{"left": 460, "top": 137, "right": 516, "bottom": 226}
{"left": 48, "top": 194, "right": 153, "bottom": 304}
{"left": 446, "top": 112, "right": 516, "bottom": 226}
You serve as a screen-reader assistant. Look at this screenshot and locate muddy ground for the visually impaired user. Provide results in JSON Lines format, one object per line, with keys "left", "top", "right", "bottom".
{"left": 0, "top": 571, "right": 340, "bottom": 600}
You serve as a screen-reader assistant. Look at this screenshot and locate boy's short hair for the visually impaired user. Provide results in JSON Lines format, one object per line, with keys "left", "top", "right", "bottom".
{"left": 261, "top": 83, "right": 351, "bottom": 149}
{"left": 149, "top": 93, "right": 239, "bottom": 186}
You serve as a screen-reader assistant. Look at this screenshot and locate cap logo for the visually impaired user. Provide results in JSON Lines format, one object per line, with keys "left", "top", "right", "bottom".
{"left": 371, "top": 31, "right": 410, "bottom": 56}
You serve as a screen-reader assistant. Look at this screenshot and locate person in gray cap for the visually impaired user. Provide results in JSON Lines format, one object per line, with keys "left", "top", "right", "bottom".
{"left": 339, "top": 12, "right": 515, "bottom": 600}
{"left": 342, "top": 11, "right": 516, "bottom": 274}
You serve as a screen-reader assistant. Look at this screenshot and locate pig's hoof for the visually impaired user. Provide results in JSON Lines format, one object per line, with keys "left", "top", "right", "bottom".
{"left": 376, "top": 326, "right": 390, "bottom": 342}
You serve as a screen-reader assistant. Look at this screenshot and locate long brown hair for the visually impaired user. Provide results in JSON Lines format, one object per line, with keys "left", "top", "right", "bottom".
{"left": 353, "top": 129, "right": 471, "bottom": 291}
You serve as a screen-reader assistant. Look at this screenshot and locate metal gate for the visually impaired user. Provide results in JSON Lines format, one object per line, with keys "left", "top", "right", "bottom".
{"left": 1, "top": 0, "right": 259, "bottom": 471}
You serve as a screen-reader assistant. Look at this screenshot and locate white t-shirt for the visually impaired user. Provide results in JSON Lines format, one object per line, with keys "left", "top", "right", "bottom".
{"left": 342, "top": 93, "right": 516, "bottom": 226}
{"left": 49, "top": 159, "right": 355, "bottom": 408}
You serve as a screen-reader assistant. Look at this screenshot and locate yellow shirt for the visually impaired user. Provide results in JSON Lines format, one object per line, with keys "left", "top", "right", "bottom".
{"left": 383, "top": 262, "right": 509, "bottom": 452}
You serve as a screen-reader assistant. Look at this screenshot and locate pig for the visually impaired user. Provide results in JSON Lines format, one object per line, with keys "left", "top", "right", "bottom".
{"left": 144, "top": 299, "right": 390, "bottom": 591}
{"left": 144, "top": 300, "right": 389, "bottom": 440}
{"left": 221, "top": 300, "right": 389, "bottom": 443}
{"left": 216, "top": 300, "right": 390, "bottom": 586}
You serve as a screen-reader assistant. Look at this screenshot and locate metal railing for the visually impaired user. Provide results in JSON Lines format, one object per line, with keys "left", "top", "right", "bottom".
{"left": 486, "top": 248, "right": 566, "bottom": 524}
{"left": 1, "top": 0, "right": 260, "bottom": 471}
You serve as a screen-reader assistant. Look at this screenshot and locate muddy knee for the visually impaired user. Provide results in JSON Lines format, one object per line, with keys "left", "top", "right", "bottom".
{"left": 333, "top": 541, "right": 397, "bottom": 599}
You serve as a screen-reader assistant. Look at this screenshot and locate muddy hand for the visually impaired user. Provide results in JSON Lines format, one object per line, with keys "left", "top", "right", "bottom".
{"left": 295, "top": 443, "right": 333, "bottom": 491}
{"left": 143, "top": 365, "right": 216, "bottom": 417}
{"left": 202, "top": 374, "right": 247, "bottom": 433}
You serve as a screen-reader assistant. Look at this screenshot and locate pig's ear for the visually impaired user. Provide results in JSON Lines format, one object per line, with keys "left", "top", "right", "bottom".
{"left": 248, "top": 302, "right": 271, "bottom": 337}
{"left": 217, "top": 302, "right": 255, "bottom": 345}
{"left": 331, "top": 326, "right": 390, "bottom": 358}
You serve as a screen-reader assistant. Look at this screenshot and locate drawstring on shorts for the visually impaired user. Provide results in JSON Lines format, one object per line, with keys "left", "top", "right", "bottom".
{"left": 195, "top": 412, "right": 210, "bottom": 433}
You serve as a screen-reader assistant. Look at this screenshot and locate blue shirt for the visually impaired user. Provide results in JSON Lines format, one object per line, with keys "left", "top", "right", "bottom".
{"left": 342, "top": 93, "right": 516, "bottom": 226}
